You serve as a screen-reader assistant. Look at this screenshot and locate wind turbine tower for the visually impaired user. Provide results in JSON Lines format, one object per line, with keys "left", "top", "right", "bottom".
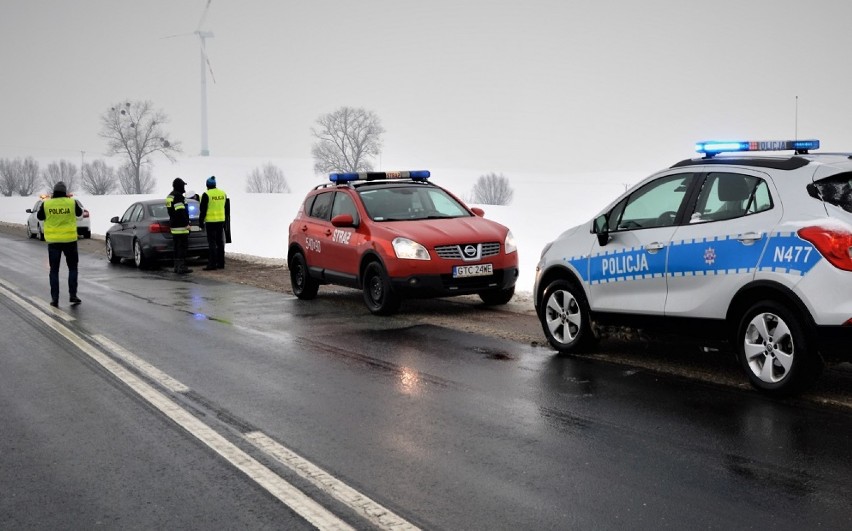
{"left": 195, "top": 1, "right": 215, "bottom": 156}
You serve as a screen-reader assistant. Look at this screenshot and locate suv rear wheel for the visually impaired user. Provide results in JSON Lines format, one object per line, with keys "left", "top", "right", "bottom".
{"left": 539, "top": 279, "right": 594, "bottom": 353}
{"left": 736, "top": 300, "right": 822, "bottom": 395}
{"left": 290, "top": 251, "right": 319, "bottom": 299}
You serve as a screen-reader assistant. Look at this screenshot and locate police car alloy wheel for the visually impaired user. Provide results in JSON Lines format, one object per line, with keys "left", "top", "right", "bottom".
{"left": 540, "top": 279, "right": 593, "bottom": 352}
{"left": 736, "top": 300, "right": 820, "bottom": 394}
{"left": 290, "top": 251, "right": 319, "bottom": 300}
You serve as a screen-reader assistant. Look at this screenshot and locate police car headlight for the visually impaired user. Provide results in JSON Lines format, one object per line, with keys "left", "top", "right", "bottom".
{"left": 393, "top": 237, "right": 431, "bottom": 260}
{"left": 504, "top": 230, "right": 517, "bottom": 254}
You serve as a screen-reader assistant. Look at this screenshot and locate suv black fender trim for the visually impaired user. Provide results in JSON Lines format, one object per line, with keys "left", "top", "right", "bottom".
{"left": 358, "top": 250, "right": 388, "bottom": 290}
{"left": 534, "top": 265, "right": 586, "bottom": 318}
{"left": 726, "top": 280, "right": 817, "bottom": 339}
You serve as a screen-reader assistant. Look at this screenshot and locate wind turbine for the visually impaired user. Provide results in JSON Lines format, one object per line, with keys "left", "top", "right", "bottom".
{"left": 164, "top": 0, "right": 216, "bottom": 156}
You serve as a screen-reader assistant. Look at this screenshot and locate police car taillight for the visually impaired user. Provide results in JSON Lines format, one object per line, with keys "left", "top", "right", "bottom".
{"left": 797, "top": 226, "right": 852, "bottom": 272}
{"left": 149, "top": 222, "right": 170, "bottom": 234}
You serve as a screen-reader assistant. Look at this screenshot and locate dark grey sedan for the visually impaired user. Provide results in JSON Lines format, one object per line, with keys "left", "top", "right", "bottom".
{"left": 105, "top": 199, "right": 208, "bottom": 268}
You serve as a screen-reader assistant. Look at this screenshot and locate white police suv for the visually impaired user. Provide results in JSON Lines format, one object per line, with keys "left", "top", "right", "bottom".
{"left": 534, "top": 139, "right": 852, "bottom": 395}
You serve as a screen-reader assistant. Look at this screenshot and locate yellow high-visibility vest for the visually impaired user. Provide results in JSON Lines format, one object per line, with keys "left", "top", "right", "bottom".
{"left": 204, "top": 188, "right": 227, "bottom": 222}
{"left": 43, "top": 197, "right": 77, "bottom": 243}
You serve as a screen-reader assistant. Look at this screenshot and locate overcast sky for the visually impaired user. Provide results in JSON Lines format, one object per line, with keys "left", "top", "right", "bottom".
{"left": 3, "top": 0, "right": 852, "bottom": 176}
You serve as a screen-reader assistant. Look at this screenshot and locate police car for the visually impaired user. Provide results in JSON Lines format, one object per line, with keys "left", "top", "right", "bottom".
{"left": 288, "top": 170, "right": 519, "bottom": 315}
{"left": 533, "top": 139, "right": 852, "bottom": 395}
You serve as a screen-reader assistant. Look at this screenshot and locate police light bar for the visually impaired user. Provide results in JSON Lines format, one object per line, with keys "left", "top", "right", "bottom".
{"left": 329, "top": 170, "right": 431, "bottom": 183}
{"left": 695, "top": 139, "right": 820, "bottom": 157}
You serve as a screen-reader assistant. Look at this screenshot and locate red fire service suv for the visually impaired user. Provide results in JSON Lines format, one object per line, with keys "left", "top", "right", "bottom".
{"left": 288, "top": 170, "right": 519, "bottom": 315}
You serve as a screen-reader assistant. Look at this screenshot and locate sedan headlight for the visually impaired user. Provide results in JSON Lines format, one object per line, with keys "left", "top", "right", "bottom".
{"left": 393, "top": 237, "right": 431, "bottom": 260}
{"left": 504, "top": 230, "right": 517, "bottom": 254}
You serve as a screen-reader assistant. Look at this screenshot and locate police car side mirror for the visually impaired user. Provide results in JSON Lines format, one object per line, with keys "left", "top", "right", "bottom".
{"left": 471, "top": 207, "right": 485, "bottom": 217}
{"left": 593, "top": 214, "right": 610, "bottom": 246}
{"left": 331, "top": 213, "right": 357, "bottom": 228}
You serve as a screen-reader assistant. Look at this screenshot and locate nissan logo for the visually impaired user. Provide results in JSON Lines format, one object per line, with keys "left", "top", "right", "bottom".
{"left": 463, "top": 244, "right": 477, "bottom": 257}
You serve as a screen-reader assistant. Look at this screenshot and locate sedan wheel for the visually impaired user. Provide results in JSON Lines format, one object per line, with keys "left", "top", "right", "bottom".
{"left": 105, "top": 237, "right": 121, "bottom": 264}
{"left": 539, "top": 279, "right": 594, "bottom": 353}
{"left": 133, "top": 240, "right": 148, "bottom": 269}
{"left": 737, "top": 300, "right": 822, "bottom": 395}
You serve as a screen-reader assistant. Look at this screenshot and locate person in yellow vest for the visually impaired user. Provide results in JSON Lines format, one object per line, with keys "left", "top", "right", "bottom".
{"left": 166, "top": 178, "right": 193, "bottom": 274}
{"left": 199, "top": 175, "right": 229, "bottom": 270}
{"left": 36, "top": 181, "right": 83, "bottom": 307}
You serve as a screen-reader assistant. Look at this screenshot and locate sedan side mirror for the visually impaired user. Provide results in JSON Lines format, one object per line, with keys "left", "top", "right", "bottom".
{"left": 110, "top": 216, "right": 120, "bottom": 224}
{"left": 26, "top": 209, "right": 33, "bottom": 213}
{"left": 471, "top": 207, "right": 485, "bottom": 217}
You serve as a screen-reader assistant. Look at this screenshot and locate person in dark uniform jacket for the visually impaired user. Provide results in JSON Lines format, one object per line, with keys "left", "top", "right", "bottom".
{"left": 166, "top": 178, "right": 193, "bottom": 274}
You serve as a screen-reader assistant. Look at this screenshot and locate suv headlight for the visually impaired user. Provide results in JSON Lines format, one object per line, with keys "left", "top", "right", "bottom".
{"left": 393, "top": 237, "right": 431, "bottom": 260}
{"left": 504, "top": 230, "right": 517, "bottom": 254}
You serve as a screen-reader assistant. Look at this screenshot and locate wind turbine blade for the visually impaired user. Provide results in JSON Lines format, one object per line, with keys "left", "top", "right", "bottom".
{"left": 201, "top": 42, "right": 217, "bottom": 84}
{"left": 196, "top": 0, "right": 213, "bottom": 31}
{"left": 161, "top": 31, "right": 194, "bottom": 39}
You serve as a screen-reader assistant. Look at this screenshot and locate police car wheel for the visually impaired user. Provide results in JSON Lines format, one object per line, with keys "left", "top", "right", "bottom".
{"left": 540, "top": 279, "right": 593, "bottom": 353}
{"left": 133, "top": 240, "right": 149, "bottom": 269}
{"left": 105, "top": 237, "right": 121, "bottom": 264}
{"left": 290, "top": 252, "right": 319, "bottom": 300}
{"left": 362, "top": 261, "right": 401, "bottom": 315}
{"left": 736, "top": 301, "right": 822, "bottom": 395}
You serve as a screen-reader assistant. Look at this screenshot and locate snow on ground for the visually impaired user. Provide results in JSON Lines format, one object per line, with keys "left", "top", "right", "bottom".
{"left": 0, "top": 156, "right": 647, "bottom": 294}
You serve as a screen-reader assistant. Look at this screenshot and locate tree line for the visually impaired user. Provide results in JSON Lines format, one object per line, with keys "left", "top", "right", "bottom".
{"left": 1, "top": 101, "right": 513, "bottom": 203}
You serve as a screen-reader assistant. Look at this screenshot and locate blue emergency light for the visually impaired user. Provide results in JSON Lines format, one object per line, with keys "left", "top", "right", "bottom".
{"left": 329, "top": 170, "right": 431, "bottom": 183}
{"left": 696, "top": 139, "right": 820, "bottom": 157}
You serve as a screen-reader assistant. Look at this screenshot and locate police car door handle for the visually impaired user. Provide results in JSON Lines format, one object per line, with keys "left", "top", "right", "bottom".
{"left": 645, "top": 242, "right": 665, "bottom": 253}
{"left": 737, "top": 232, "right": 763, "bottom": 245}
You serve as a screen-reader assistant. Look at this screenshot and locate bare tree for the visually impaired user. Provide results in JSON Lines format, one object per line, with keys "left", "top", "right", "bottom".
{"left": 42, "top": 160, "right": 78, "bottom": 194}
{"left": 81, "top": 160, "right": 118, "bottom": 195}
{"left": 100, "top": 100, "right": 181, "bottom": 193}
{"left": 471, "top": 173, "right": 514, "bottom": 205}
{"left": 17, "top": 157, "right": 40, "bottom": 196}
{"left": 117, "top": 162, "right": 156, "bottom": 194}
{"left": 246, "top": 163, "right": 289, "bottom": 193}
{"left": 311, "top": 106, "right": 384, "bottom": 174}
{"left": 0, "top": 158, "right": 21, "bottom": 197}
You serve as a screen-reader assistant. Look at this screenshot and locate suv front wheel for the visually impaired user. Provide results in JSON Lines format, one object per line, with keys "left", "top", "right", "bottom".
{"left": 539, "top": 279, "right": 594, "bottom": 353}
{"left": 362, "top": 261, "right": 401, "bottom": 315}
{"left": 736, "top": 300, "right": 822, "bottom": 395}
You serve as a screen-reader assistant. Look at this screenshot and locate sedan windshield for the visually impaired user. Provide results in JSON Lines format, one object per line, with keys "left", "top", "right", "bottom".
{"left": 359, "top": 186, "right": 469, "bottom": 221}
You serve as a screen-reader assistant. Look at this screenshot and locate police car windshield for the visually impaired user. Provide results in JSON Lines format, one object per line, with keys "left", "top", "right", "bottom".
{"left": 359, "top": 186, "right": 469, "bottom": 221}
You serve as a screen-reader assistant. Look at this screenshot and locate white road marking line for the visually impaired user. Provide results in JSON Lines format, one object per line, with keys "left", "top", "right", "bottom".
{"left": 0, "top": 279, "right": 76, "bottom": 322}
{"left": 246, "top": 431, "right": 421, "bottom": 531}
{"left": 1, "top": 282, "right": 354, "bottom": 530}
{"left": 91, "top": 334, "right": 191, "bottom": 393}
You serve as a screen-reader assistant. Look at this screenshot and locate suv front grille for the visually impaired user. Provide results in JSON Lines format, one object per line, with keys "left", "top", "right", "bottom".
{"left": 434, "top": 242, "right": 501, "bottom": 260}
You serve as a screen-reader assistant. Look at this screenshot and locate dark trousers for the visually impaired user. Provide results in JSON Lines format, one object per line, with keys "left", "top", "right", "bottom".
{"left": 48, "top": 241, "right": 78, "bottom": 303}
{"left": 173, "top": 233, "right": 188, "bottom": 271}
{"left": 205, "top": 221, "right": 226, "bottom": 268}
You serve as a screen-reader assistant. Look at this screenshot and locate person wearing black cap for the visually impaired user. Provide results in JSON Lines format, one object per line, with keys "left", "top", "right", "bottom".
{"left": 37, "top": 181, "right": 83, "bottom": 307}
{"left": 166, "top": 178, "right": 193, "bottom": 274}
{"left": 198, "top": 175, "right": 229, "bottom": 270}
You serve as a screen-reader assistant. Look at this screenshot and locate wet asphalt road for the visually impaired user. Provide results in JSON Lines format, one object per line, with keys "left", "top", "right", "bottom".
{"left": 1, "top": 232, "right": 851, "bottom": 530}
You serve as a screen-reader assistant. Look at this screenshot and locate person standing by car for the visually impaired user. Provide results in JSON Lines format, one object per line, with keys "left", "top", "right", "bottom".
{"left": 199, "top": 175, "right": 229, "bottom": 270}
{"left": 37, "top": 181, "right": 82, "bottom": 307}
{"left": 166, "top": 178, "right": 193, "bottom": 274}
